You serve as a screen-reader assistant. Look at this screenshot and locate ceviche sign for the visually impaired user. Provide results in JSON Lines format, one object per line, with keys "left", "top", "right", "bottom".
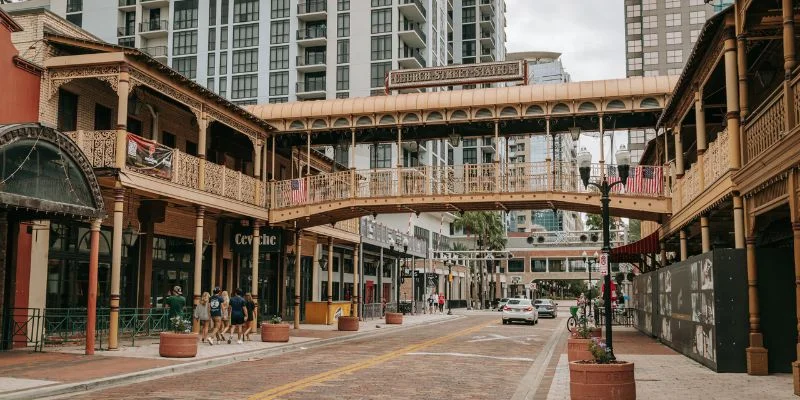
{"left": 386, "top": 61, "right": 526, "bottom": 91}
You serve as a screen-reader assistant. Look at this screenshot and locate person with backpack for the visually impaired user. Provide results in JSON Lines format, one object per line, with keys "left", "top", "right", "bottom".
{"left": 207, "top": 287, "right": 224, "bottom": 345}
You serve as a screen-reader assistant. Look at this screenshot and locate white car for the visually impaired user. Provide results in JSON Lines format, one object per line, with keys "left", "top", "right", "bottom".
{"left": 501, "top": 299, "right": 538, "bottom": 325}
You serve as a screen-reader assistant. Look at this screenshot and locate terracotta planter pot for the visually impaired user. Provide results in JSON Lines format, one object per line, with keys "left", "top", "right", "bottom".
{"left": 567, "top": 338, "right": 596, "bottom": 362}
{"left": 385, "top": 312, "right": 403, "bottom": 325}
{"left": 569, "top": 360, "right": 636, "bottom": 400}
{"left": 338, "top": 316, "right": 359, "bottom": 331}
{"left": 159, "top": 332, "right": 198, "bottom": 358}
{"left": 261, "top": 323, "right": 290, "bottom": 342}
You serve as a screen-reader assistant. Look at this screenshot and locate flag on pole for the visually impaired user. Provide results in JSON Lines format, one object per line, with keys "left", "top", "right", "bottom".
{"left": 291, "top": 178, "right": 307, "bottom": 204}
{"left": 606, "top": 165, "right": 623, "bottom": 193}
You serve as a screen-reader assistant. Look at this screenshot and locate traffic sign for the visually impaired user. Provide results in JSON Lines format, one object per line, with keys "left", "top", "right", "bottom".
{"left": 529, "top": 282, "right": 536, "bottom": 291}
{"left": 599, "top": 253, "right": 609, "bottom": 275}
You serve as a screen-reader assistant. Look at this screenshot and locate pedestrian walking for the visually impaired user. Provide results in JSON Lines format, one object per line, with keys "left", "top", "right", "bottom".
{"left": 219, "top": 290, "right": 232, "bottom": 343}
{"left": 242, "top": 293, "right": 256, "bottom": 341}
{"left": 428, "top": 291, "right": 437, "bottom": 314}
{"left": 207, "top": 287, "right": 224, "bottom": 345}
{"left": 165, "top": 286, "right": 186, "bottom": 320}
{"left": 229, "top": 288, "right": 248, "bottom": 344}
{"left": 194, "top": 292, "right": 211, "bottom": 342}
{"left": 438, "top": 293, "right": 445, "bottom": 314}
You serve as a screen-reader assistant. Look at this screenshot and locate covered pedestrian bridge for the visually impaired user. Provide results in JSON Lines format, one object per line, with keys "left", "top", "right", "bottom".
{"left": 247, "top": 76, "right": 679, "bottom": 228}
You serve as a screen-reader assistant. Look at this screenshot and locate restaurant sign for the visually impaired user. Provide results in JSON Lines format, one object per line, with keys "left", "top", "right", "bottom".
{"left": 385, "top": 60, "right": 526, "bottom": 90}
{"left": 231, "top": 226, "right": 283, "bottom": 254}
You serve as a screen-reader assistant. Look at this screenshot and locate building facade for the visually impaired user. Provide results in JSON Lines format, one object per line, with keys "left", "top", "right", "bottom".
{"left": 624, "top": 0, "right": 733, "bottom": 78}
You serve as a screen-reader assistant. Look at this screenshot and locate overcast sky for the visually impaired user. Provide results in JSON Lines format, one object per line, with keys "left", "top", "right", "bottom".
{"left": 505, "top": 0, "right": 626, "bottom": 82}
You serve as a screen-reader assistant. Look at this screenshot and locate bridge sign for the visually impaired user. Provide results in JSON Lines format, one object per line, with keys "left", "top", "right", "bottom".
{"left": 599, "top": 253, "right": 609, "bottom": 275}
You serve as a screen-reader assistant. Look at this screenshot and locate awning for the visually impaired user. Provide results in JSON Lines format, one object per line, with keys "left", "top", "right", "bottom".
{"left": 610, "top": 231, "right": 659, "bottom": 263}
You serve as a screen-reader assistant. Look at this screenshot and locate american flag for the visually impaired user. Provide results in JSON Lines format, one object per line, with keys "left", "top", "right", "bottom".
{"left": 628, "top": 166, "right": 663, "bottom": 195}
{"left": 291, "top": 178, "right": 307, "bottom": 204}
{"left": 606, "top": 165, "right": 624, "bottom": 193}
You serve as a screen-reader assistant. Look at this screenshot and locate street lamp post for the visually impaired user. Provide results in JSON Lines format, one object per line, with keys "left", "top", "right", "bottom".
{"left": 485, "top": 253, "right": 494, "bottom": 310}
{"left": 577, "top": 145, "right": 631, "bottom": 360}
{"left": 445, "top": 253, "right": 453, "bottom": 315}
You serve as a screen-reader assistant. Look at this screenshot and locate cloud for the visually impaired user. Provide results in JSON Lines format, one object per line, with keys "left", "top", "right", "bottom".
{"left": 505, "top": 0, "right": 625, "bottom": 81}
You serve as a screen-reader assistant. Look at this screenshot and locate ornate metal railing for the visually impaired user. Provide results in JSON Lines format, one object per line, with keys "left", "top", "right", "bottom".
{"left": 744, "top": 85, "right": 785, "bottom": 163}
{"left": 680, "top": 165, "right": 700, "bottom": 208}
{"left": 270, "top": 162, "right": 669, "bottom": 210}
{"left": 64, "top": 130, "right": 117, "bottom": 168}
{"left": 65, "top": 131, "right": 264, "bottom": 207}
{"left": 42, "top": 307, "right": 185, "bottom": 348}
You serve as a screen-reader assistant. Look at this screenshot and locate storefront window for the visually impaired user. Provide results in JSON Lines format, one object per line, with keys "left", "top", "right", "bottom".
{"left": 47, "top": 222, "right": 113, "bottom": 309}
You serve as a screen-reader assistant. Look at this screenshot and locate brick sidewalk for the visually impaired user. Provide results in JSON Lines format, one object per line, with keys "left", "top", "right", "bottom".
{"left": 0, "top": 313, "right": 458, "bottom": 398}
{"left": 545, "top": 327, "right": 795, "bottom": 399}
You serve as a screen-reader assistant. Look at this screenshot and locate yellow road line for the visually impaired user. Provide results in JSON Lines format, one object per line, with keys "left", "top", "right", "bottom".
{"left": 248, "top": 321, "right": 495, "bottom": 400}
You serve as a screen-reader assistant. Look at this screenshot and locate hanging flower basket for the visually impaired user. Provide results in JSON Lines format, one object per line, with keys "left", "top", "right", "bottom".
{"left": 385, "top": 312, "right": 403, "bottom": 324}
{"left": 569, "top": 360, "right": 636, "bottom": 400}
{"left": 338, "top": 316, "right": 359, "bottom": 331}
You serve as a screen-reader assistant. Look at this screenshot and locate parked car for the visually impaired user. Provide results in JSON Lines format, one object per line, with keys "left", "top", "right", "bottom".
{"left": 497, "top": 298, "right": 509, "bottom": 311}
{"left": 501, "top": 299, "right": 538, "bottom": 325}
{"left": 534, "top": 298, "right": 558, "bottom": 318}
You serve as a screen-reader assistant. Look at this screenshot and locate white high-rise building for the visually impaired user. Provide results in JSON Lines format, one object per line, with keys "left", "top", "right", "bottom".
{"left": 9, "top": 0, "right": 506, "bottom": 104}
{"left": 4, "top": 0, "right": 508, "bottom": 253}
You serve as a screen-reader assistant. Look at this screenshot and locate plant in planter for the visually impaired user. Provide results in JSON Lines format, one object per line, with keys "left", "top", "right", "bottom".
{"left": 159, "top": 316, "right": 199, "bottom": 358}
{"left": 261, "top": 315, "right": 290, "bottom": 342}
{"left": 567, "top": 316, "right": 599, "bottom": 362}
{"left": 569, "top": 337, "right": 636, "bottom": 400}
{"left": 337, "top": 313, "right": 359, "bottom": 331}
{"left": 385, "top": 311, "right": 403, "bottom": 324}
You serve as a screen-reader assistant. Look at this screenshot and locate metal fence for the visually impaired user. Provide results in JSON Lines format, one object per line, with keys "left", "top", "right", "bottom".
{"left": 596, "top": 307, "right": 637, "bottom": 327}
{"left": 361, "top": 303, "right": 384, "bottom": 320}
{"left": 1, "top": 308, "right": 44, "bottom": 351}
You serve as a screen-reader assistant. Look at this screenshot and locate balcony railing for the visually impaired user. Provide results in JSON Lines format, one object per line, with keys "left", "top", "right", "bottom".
{"left": 118, "top": 0, "right": 136, "bottom": 6}
{"left": 64, "top": 130, "right": 264, "bottom": 207}
{"left": 296, "top": 54, "right": 326, "bottom": 66}
{"left": 117, "top": 25, "right": 135, "bottom": 37}
{"left": 400, "top": 22, "right": 427, "bottom": 43}
{"left": 702, "top": 129, "right": 730, "bottom": 187}
{"left": 296, "top": 81, "right": 326, "bottom": 93}
{"left": 399, "top": 47, "right": 426, "bottom": 67}
{"left": 139, "top": 19, "right": 168, "bottom": 33}
{"left": 270, "top": 162, "right": 669, "bottom": 210}
{"left": 140, "top": 46, "right": 168, "bottom": 58}
{"left": 399, "top": 0, "right": 427, "bottom": 18}
{"left": 296, "top": 28, "right": 327, "bottom": 40}
{"left": 744, "top": 85, "right": 785, "bottom": 163}
{"left": 298, "top": 1, "right": 326, "bottom": 15}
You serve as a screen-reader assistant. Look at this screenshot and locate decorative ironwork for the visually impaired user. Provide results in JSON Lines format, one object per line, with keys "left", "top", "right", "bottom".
{"left": 206, "top": 107, "right": 263, "bottom": 144}
{"left": 47, "top": 65, "right": 120, "bottom": 97}
{"left": 204, "top": 162, "right": 225, "bottom": 196}
{"left": 63, "top": 130, "right": 117, "bottom": 169}
{"left": 172, "top": 150, "right": 199, "bottom": 189}
{"left": 745, "top": 86, "right": 785, "bottom": 162}
{"left": 129, "top": 67, "right": 202, "bottom": 112}
{"left": 747, "top": 173, "right": 789, "bottom": 211}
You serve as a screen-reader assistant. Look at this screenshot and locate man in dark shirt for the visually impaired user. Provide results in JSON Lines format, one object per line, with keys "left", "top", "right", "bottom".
{"left": 165, "top": 286, "right": 186, "bottom": 320}
{"left": 207, "top": 287, "right": 224, "bottom": 345}
{"left": 229, "top": 288, "right": 248, "bottom": 344}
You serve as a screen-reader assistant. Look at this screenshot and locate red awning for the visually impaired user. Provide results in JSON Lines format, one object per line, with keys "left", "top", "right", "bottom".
{"left": 610, "top": 231, "right": 660, "bottom": 263}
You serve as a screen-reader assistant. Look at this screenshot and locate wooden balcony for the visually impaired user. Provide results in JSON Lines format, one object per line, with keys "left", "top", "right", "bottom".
{"left": 65, "top": 130, "right": 267, "bottom": 218}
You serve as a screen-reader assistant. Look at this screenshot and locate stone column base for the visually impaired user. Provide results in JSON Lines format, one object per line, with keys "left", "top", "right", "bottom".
{"left": 746, "top": 346, "right": 769, "bottom": 375}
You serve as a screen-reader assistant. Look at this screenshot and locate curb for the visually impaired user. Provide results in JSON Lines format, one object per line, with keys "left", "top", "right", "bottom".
{"left": 3, "top": 314, "right": 464, "bottom": 400}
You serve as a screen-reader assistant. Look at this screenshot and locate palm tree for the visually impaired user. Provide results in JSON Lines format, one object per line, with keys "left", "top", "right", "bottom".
{"left": 453, "top": 211, "right": 507, "bottom": 308}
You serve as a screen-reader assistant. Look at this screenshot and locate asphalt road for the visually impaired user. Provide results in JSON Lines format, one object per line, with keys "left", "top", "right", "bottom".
{"left": 65, "top": 311, "right": 566, "bottom": 400}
